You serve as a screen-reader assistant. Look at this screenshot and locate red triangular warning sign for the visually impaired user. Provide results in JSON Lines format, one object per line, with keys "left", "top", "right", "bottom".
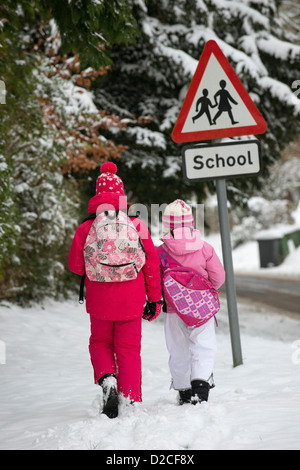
{"left": 172, "top": 40, "right": 267, "bottom": 143}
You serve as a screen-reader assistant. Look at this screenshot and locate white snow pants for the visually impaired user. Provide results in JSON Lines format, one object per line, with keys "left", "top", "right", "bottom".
{"left": 164, "top": 313, "right": 217, "bottom": 390}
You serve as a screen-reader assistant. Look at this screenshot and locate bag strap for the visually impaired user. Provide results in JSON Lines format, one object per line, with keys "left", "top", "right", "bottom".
{"left": 103, "top": 209, "right": 119, "bottom": 219}
{"left": 159, "top": 246, "right": 218, "bottom": 290}
{"left": 79, "top": 273, "right": 85, "bottom": 304}
{"left": 159, "top": 245, "right": 183, "bottom": 270}
{"left": 81, "top": 213, "right": 96, "bottom": 224}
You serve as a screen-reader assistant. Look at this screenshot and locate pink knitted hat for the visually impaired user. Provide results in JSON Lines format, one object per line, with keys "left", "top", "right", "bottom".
{"left": 96, "top": 162, "right": 125, "bottom": 196}
{"left": 162, "top": 199, "right": 194, "bottom": 235}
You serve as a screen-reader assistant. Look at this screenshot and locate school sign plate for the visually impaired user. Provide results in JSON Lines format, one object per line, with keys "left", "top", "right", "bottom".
{"left": 182, "top": 140, "right": 262, "bottom": 182}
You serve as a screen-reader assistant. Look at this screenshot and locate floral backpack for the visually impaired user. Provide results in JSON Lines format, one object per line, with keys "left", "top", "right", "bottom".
{"left": 83, "top": 209, "right": 146, "bottom": 283}
{"left": 157, "top": 245, "right": 220, "bottom": 328}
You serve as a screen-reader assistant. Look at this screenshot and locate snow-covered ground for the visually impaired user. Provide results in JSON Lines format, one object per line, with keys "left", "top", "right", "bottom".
{"left": 208, "top": 199, "right": 300, "bottom": 279}
{"left": 1, "top": 235, "right": 300, "bottom": 450}
{"left": 1, "top": 202, "right": 300, "bottom": 451}
{"left": 210, "top": 232, "right": 300, "bottom": 279}
{"left": 0, "top": 294, "right": 300, "bottom": 451}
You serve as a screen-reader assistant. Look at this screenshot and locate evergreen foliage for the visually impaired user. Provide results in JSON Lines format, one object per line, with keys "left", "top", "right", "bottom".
{"left": 0, "top": 0, "right": 300, "bottom": 303}
{"left": 41, "top": 0, "right": 139, "bottom": 67}
{"left": 93, "top": 0, "right": 300, "bottom": 206}
{"left": 0, "top": 0, "right": 139, "bottom": 302}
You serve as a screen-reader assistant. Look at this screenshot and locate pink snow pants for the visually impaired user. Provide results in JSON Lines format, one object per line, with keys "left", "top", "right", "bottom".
{"left": 89, "top": 316, "right": 142, "bottom": 402}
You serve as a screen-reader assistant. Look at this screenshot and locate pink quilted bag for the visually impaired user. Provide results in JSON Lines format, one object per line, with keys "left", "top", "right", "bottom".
{"left": 158, "top": 246, "right": 220, "bottom": 328}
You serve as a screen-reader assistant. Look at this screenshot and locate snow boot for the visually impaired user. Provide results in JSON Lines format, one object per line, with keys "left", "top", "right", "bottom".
{"left": 178, "top": 388, "right": 192, "bottom": 405}
{"left": 191, "top": 379, "right": 210, "bottom": 404}
{"left": 99, "top": 373, "right": 119, "bottom": 419}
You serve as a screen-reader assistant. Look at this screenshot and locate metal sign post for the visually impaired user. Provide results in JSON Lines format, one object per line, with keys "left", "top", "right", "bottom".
{"left": 216, "top": 178, "right": 243, "bottom": 367}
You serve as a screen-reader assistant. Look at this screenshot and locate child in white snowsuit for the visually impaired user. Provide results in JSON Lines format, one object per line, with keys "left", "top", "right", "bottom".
{"left": 157, "top": 200, "right": 225, "bottom": 404}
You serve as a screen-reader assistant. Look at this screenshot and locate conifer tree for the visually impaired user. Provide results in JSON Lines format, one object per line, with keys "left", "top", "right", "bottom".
{"left": 93, "top": 0, "right": 300, "bottom": 207}
{"left": 0, "top": 0, "right": 139, "bottom": 302}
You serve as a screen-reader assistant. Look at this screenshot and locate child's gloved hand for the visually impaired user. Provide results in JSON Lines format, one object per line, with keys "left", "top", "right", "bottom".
{"left": 142, "top": 300, "right": 163, "bottom": 322}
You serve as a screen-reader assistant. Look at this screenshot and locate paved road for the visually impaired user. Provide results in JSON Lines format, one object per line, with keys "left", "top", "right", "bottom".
{"left": 228, "top": 275, "right": 300, "bottom": 316}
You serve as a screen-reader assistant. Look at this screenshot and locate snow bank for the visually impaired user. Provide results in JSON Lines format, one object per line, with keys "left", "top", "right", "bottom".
{"left": 0, "top": 297, "right": 299, "bottom": 450}
{"left": 206, "top": 221, "right": 300, "bottom": 278}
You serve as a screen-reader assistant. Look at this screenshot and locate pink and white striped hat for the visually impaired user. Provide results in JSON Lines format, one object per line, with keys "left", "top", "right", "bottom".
{"left": 162, "top": 199, "right": 194, "bottom": 235}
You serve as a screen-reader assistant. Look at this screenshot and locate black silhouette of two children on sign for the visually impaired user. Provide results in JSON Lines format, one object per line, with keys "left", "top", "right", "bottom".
{"left": 192, "top": 79, "right": 239, "bottom": 126}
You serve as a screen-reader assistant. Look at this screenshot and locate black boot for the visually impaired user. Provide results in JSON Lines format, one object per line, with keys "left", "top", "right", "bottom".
{"left": 178, "top": 388, "right": 192, "bottom": 405}
{"left": 191, "top": 379, "right": 210, "bottom": 404}
{"left": 99, "top": 373, "right": 119, "bottom": 419}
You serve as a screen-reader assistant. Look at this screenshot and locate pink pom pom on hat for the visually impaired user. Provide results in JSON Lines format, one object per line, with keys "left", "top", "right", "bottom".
{"left": 96, "top": 161, "right": 125, "bottom": 196}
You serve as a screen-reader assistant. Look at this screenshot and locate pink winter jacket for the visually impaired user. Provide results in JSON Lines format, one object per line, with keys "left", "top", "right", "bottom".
{"left": 68, "top": 193, "right": 162, "bottom": 321}
{"left": 157, "top": 227, "right": 225, "bottom": 313}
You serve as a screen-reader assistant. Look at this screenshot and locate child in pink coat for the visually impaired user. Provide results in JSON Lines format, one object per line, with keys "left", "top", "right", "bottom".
{"left": 68, "top": 162, "right": 162, "bottom": 418}
{"left": 157, "top": 200, "right": 225, "bottom": 405}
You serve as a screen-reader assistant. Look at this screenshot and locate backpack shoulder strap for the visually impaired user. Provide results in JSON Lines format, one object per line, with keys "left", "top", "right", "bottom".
{"left": 158, "top": 245, "right": 183, "bottom": 271}
{"left": 79, "top": 273, "right": 85, "bottom": 304}
{"left": 81, "top": 213, "right": 96, "bottom": 224}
